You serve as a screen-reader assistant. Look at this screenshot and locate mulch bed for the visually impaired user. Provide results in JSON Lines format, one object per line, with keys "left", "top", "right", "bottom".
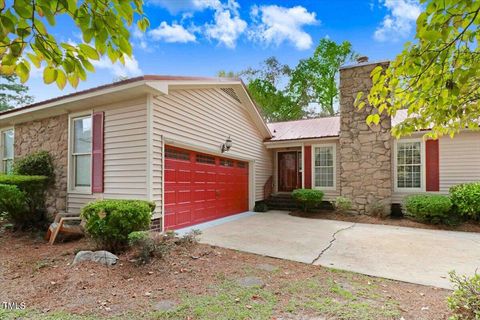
{"left": 290, "top": 210, "right": 480, "bottom": 233}
{"left": 0, "top": 229, "right": 452, "bottom": 319}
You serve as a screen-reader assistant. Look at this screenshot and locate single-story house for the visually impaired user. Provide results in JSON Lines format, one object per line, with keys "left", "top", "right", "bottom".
{"left": 1, "top": 60, "right": 479, "bottom": 231}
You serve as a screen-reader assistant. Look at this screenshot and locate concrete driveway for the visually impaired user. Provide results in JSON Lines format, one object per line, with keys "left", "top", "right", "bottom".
{"left": 197, "top": 211, "right": 480, "bottom": 289}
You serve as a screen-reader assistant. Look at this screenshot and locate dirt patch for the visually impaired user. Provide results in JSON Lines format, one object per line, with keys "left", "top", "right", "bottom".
{"left": 0, "top": 230, "right": 451, "bottom": 319}
{"left": 290, "top": 210, "right": 480, "bottom": 233}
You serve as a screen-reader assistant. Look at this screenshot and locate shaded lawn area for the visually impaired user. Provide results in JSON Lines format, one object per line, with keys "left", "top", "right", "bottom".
{"left": 0, "top": 230, "right": 451, "bottom": 320}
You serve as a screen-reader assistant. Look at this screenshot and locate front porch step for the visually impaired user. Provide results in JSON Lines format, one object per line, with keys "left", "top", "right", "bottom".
{"left": 264, "top": 194, "right": 334, "bottom": 211}
{"left": 265, "top": 194, "right": 299, "bottom": 211}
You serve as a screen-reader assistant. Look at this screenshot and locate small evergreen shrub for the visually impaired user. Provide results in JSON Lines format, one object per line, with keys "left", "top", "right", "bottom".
{"left": 0, "top": 184, "right": 28, "bottom": 227}
{"left": 450, "top": 182, "right": 480, "bottom": 220}
{"left": 81, "top": 199, "right": 155, "bottom": 252}
{"left": 368, "top": 201, "right": 388, "bottom": 218}
{"left": 128, "top": 231, "right": 173, "bottom": 264}
{"left": 292, "top": 189, "right": 324, "bottom": 212}
{"left": 333, "top": 196, "right": 352, "bottom": 213}
{"left": 404, "top": 195, "right": 453, "bottom": 225}
{"left": 0, "top": 175, "right": 48, "bottom": 226}
{"left": 448, "top": 271, "right": 480, "bottom": 320}
{"left": 13, "top": 151, "right": 55, "bottom": 183}
{"left": 254, "top": 201, "right": 269, "bottom": 212}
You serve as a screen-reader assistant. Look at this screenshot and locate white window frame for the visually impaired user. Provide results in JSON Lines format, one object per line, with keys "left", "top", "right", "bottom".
{"left": 0, "top": 127, "right": 14, "bottom": 174}
{"left": 312, "top": 143, "right": 336, "bottom": 190}
{"left": 394, "top": 138, "right": 425, "bottom": 192}
{"left": 68, "top": 112, "right": 93, "bottom": 194}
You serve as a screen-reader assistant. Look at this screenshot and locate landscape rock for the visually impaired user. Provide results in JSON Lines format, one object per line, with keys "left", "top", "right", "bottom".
{"left": 236, "top": 276, "right": 265, "bottom": 288}
{"left": 73, "top": 251, "right": 118, "bottom": 266}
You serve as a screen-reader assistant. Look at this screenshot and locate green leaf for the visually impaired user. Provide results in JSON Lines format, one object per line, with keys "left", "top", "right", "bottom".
{"left": 366, "top": 114, "right": 380, "bottom": 125}
{"left": 43, "top": 67, "right": 57, "bottom": 84}
{"left": 78, "top": 44, "right": 99, "bottom": 60}
{"left": 27, "top": 52, "right": 41, "bottom": 68}
{"left": 13, "top": 0, "right": 32, "bottom": 18}
{"left": 15, "top": 61, "right": 30, "bottom": 83}
{"left": 56, "top": 69, "right": 67, "bottom": 89}
{"left": 67, "top": 73, "right": 79, "bottom": 88}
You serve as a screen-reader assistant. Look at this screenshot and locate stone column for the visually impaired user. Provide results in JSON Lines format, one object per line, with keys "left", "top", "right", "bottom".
{"left": 14, "top": 114, "right": 69, "bottom": 215}
{"left": 339, "top": 61, "right": 392, "bottom": 215}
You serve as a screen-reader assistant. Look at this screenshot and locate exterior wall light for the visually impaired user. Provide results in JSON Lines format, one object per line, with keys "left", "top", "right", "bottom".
{"left": 221, "top": 136, "right": 232, "bottom": 153}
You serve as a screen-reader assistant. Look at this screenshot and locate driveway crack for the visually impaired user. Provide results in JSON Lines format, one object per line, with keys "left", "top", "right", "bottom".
{"left": 311, "top": 223, "right": 356, "bottom": 264}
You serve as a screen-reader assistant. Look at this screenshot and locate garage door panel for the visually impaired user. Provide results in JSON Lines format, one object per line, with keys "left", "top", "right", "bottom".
{"left": 164, "top": 146, "right": 249, "bottom": 230}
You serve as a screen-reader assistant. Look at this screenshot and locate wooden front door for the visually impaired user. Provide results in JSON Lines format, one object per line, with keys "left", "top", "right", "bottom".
{"left": 278, "top": 152, "right": 299, "bottom": 192}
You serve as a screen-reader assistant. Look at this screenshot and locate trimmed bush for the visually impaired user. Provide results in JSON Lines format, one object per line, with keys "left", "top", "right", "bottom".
{"left": 13, "top": 151, "right": 54, "bottom": 182}
{"left": 0, "top": 175, "right": 48, "bottom": 226}
{"left": 450, "top": 182, "right": 480, "bottom": 220}
{"left": 292, "top": 189, "right": 324, "bottom": 212}
{"left": 0, "top": 184, "right": 28, "bottom": 227}
{"left": 404, "top": 194, "right": 453, "bottom": 225}
{"left": 81, "top": 199, "right": 155, "bottom": 252}
{"left": 448, "top": 271, "right": 480, "bottom": 320}
{"left": 332, "top": 196, "right": 352, "bottom": 213}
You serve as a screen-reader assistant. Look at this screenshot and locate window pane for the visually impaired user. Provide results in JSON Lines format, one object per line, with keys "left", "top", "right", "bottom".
{"left": 397, "top": 142, "right": 422, "bottom": 189}
{"left": 3, "top": 130, "right": 13, "bottom": 159}
{"left": 314, "top": 146, "right": 334, "bottom": 188}
{"left": 75, "top": 155, "right": 91, "bottom": 187}
{"left": 74, "top": 117, "right": 92, "bottom": 153}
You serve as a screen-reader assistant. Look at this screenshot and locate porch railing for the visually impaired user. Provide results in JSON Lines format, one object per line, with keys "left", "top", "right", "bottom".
{"left": 264, "top": 176, "right": 273, "bottom": 199}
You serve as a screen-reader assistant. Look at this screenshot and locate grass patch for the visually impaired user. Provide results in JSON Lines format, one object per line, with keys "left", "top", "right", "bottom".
{"left": 151, "top": 280, "right": 277, "bottom": 320}
{"left": 284, "top": 277, "right": 400, "bottom": 320}
{"left": 0, "top": 309, "right": 101, "bottom": 320}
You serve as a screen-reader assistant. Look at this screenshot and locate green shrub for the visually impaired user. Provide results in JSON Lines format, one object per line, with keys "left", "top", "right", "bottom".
{"left": 128, "top": 231, "right": 173, "bottom": 264}
{"left": 13, "top": 151, "right": 54, "bottom": 182}
{"left": 450, "top": 183, "right": 480, "bottom": 220}
{"left": 292, "top": 189, "right": 324, "bottom": 212}
{"left": 254, "top": 201, "right": 269, "bottom": 212}
{"left": 448, "top": 271, "right": 480, "bottom": 320}
{"left": 332, "top": 196, "right": 352, "bottom": 213}
{"left": 368, "top": 201, "right": 389, "bottom": 218}
{"left": 0, "top": 175, "right": 48, "bottom": 225}
{"left": 81, "top": 199, "right": 155, "bottom": 252}
{"left": 0, "top": 184, "right": 28, "bottom": 227}
{"left": 404, "top": 195, "right": 454, "bottom": 225}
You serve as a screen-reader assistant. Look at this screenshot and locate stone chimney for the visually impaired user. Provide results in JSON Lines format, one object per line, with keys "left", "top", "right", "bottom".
{"left": 338, "top": 61, "right": 392, "bottom": 216}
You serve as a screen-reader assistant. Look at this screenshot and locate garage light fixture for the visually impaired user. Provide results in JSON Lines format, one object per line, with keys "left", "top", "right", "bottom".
{"left": 221, "top": 136, "right": 232, "bottom": 153}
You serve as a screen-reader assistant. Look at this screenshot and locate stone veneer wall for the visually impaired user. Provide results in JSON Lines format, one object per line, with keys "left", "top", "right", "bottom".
{"left": 14, "top": 114, "right": 69, "bottom": 215}
{"left": 339, "top": 62, "right": 392, "bottom": 215}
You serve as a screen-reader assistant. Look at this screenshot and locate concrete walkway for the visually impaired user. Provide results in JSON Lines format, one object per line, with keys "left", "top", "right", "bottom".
{"left": 199, "top": 210, "right": 480, "bottom": 289}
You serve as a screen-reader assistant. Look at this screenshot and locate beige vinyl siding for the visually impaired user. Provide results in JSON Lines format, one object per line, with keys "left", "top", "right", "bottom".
{"left": 67, "top": 98, "right": 148, "bottom": 213}
{"left": 152, "top": 88, "right": 273, "bottom": 202}
{"left": 438, "top": 131, "right": 480, "bottom": 191}
{"left": 151, "top": 96, "right": 163, "bottom": 219}
{"left": 306, "top": 140, "right": 341, "bottom": 201}
{"left": 392, "top": 131, "right": 480, "bottom": 204}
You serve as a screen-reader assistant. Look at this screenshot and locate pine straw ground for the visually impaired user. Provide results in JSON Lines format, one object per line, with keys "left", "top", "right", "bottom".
{"left": 0, "top": 229, "right": 451, "bottom": 320}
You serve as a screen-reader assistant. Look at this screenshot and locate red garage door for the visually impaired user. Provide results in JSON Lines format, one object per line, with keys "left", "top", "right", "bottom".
{"left": 164, "top": 146, "right": 249, "bottom": 230}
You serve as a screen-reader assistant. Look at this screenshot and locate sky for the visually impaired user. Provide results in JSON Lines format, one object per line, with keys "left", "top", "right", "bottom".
{"left": 25, "top": 0, "right": 423, "bottom": 103}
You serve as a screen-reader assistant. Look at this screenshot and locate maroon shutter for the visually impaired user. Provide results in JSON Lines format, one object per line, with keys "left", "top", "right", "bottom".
{"left": 92, "top": 112, "right": 104, "bottom": 193}
{"left": 304, "top": 146, "right": 312, "bottom": 189}
{"left": 425, "top": 139, "right": 439, "bottom": 192}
